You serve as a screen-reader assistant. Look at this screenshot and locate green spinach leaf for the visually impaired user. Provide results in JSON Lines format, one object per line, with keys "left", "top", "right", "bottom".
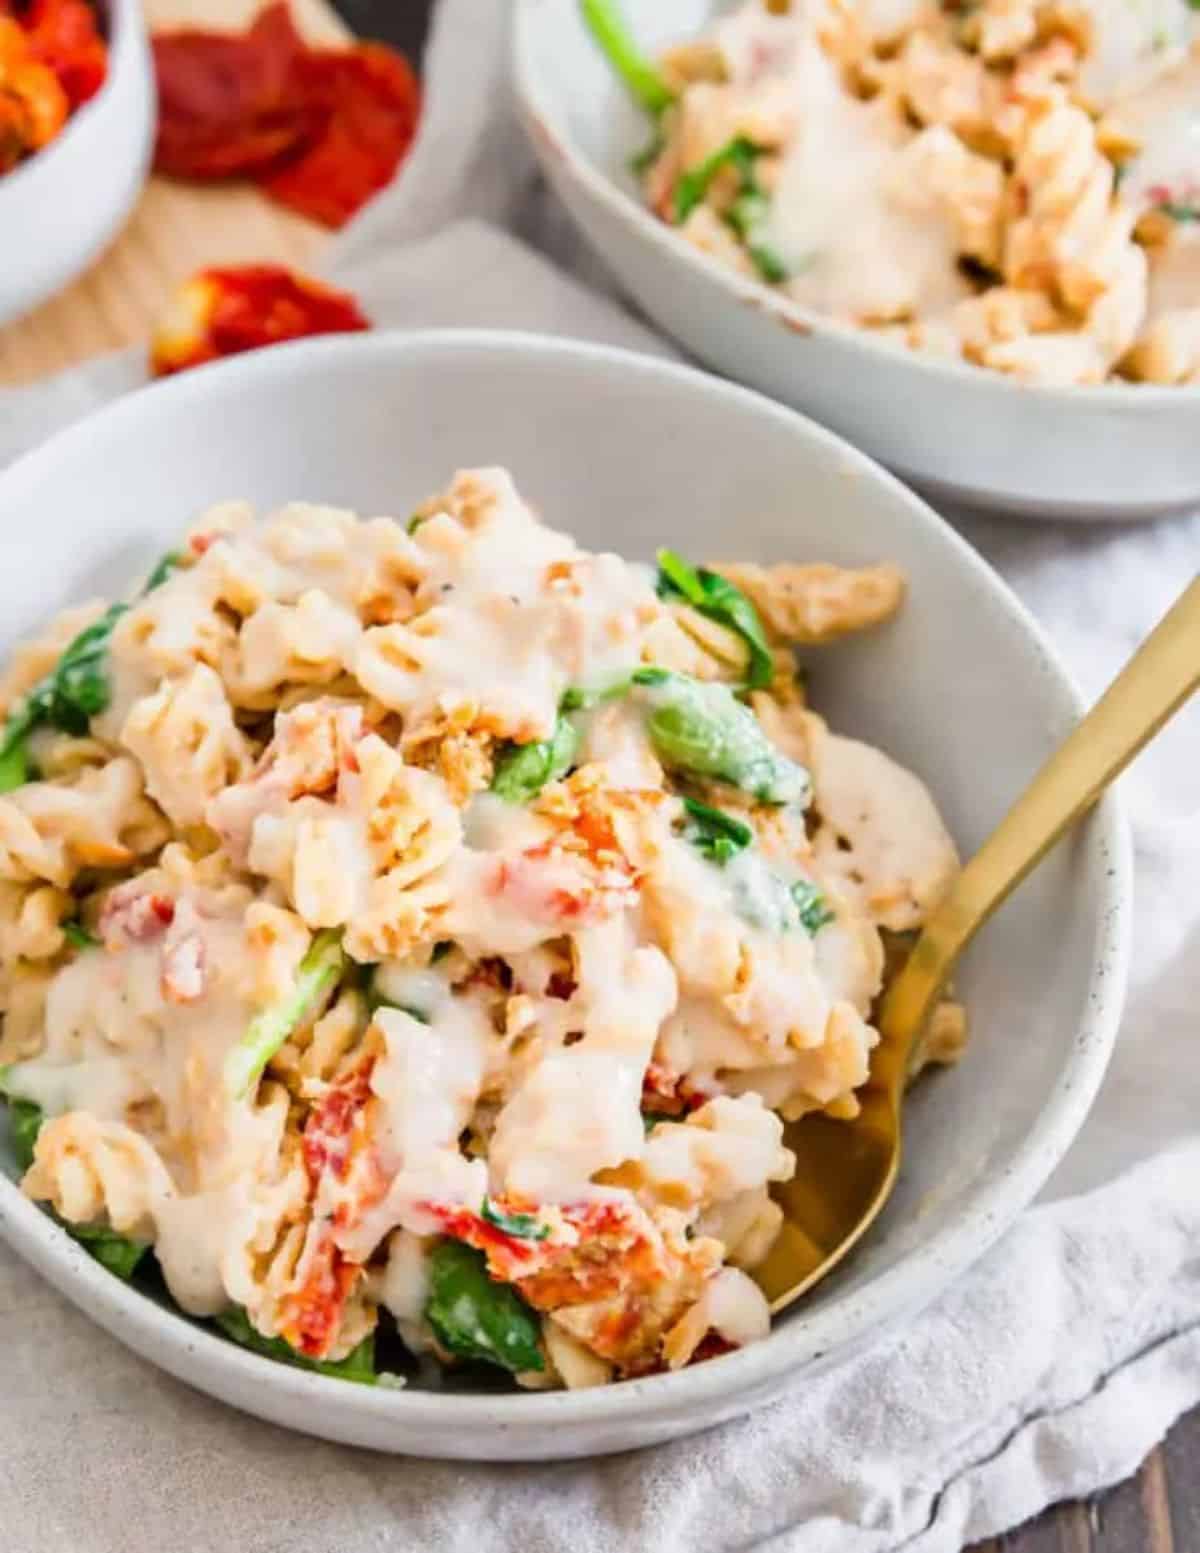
{"left": 680, "top": 796, "right": 753, "bottom": 865}
{"left": 0, "top": 549, "right": 184, "bottom": 791}
{"left": 425, "top": 1240, "right": 544, "bottom": 1374}
{"left": 673, "top": 136, "right": 760, "bottom": 224}
{"left": 748, "top": 243, "right": 790, "bottom": 284}
{"left": 580, "top": 0, "right": 675, "bottom": 115}
{"left": 1, "top": 1077, "right": 43, "bottom": 1173}
{"left": 632, "top": 668, "right": 810, "bottom": 805}
{"left": 481, "top": 1197, "right": 549, "bottom": 1241}
{"left": 62, "top": 919, "right": 100, "bottom": 950}
{"left": 671, "top": 136, "right": 793, "bottom": 283}
{"left": 656, "top": 548, "right": 773, "bottom": 688}
{"left": 215, "top": 1306, "right": 377, "bottom": 1384}
{"left": 791, "top": 878, "right": 835, "bottom": 936}
{"left": 491, "top": 715, "right": 580, "bottom": 804}
{"left": 69, "top": 1223, "right": 149, "bottom": 1281}
{"left": 143, "top": 551, "right": 184, "bottom": 592}
{"left": 224, "top": 930, "right": 347, "bottom": 1098}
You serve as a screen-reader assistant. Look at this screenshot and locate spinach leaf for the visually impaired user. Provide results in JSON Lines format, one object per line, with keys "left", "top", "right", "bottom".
{"left": 0, "top": 548, "right": 184, "bottom": 791}
{"left": 46, "top": 603, "right": 127, "bottom": 733}
{"left": 0, "top": 603, "right": 126, "bottom": 785}
{"left": 0, "top": 734, "right": 30, "bottom": 794}
{"left": 672, "top": 136, "right": 793, "bottom": 283}
{"left": 656, "top": 548, "right": 773, "bottom": 689}
{"left": 143, "top": 550, "right": 184, "bottom": 592}
{"left": 481, "top": 1197, "right": 549, "bottom": 1241}
{"left": 580, "top": 0, "right": 675, "bottom": 115}
{"left": 368, "top": 991, "right": 430, "bottom": 1025}
{"left": 680, "top": 796, "right": 753, "bottom": 865}
{"left": 62, "top": 919, "right": 100, "bottom": 950}
{"left": 224, "top": 930, "right": 347, "bottom": 1099}
{"left": 728, "top": 187, "right": 792, "bottom": 279}
{"left": 215, "top": 1306, "right": 378, "bottom": 1384}
{"left": 727, "top": 857, "right": 834, "bottom": 937}
{"left": 792, "top": 878, "right": 835, "bottom": 936}
{"left": 674, "top": 136, "right": 760, "bottom": 224}
{"left": 748, "top": 243, "right": 790, "bottom": 284}
{"left": 1, "top": 1073, "right": 152, "bottom": 1276}
{"left": 677, "top": 795, "right": 833, "bottom": 933}
{"left": 490, "top": 714, "right": 580, "bottom": 804}
{"left": 727, "top": 187, "right": 769, "bottom": 240}
{"left": 70, "top": 1223, "right": 149, "bottom": 1280}
{"left": 559, "top": 674, "right": 638, "bottom": 713}
{"left": 425, "top": 1240, "right": 544, "bottom": 1374}
{"left": 630, "top": 130, "right": 664, "bottom": 175}
{"left": 1160, "top": 201, "right": 1200, "bottom": 222}
{"left": 1, "top": 1073, "right": 44, "bottom": 1173}
{"left": 631, "top": 668, "right": 810, "bottom": 805}
{"left": 728, "top": 858, "right": 803, "bottom": 935}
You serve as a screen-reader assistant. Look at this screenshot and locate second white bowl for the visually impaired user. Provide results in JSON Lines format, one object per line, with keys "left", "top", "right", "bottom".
{"left": 513, "top": 0, "right": 1200, "bottom": 521}
{"left": 0, "top": 0, "right": 154, "bottom": 326}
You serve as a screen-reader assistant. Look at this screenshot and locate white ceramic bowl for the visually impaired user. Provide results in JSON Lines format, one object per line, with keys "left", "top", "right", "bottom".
{"left": 0, "top": 0, "right": 154, "bottom": 325}
{"left": 513, "top": 0, "right": 1200, "bottom": 522}
{"left": 0, "top": 331, "right": 1129, "bottom": 1459}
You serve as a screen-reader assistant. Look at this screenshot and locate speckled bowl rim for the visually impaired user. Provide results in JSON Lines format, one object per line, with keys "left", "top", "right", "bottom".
{"left": 511, "top": 0, "right": 1200, "bottom": 415}
{"left": 0, "top": 330, "right": 1132, "bottom": 1444}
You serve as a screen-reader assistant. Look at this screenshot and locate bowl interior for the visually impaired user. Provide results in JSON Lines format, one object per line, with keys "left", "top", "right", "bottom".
{"left": 0, "top": 332, "right": 1120, "bottom": 1410}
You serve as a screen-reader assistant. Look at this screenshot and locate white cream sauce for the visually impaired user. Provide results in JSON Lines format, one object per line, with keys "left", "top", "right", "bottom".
{"left": 1114, "top": 54, "right": 1200, "bottom": 217}
{"left": 10, "top": 883, "right": 312, "bottom": 1314}
{"left": 1078, "top": 0, "right": 1196, "bottom": 107}
{"left": 752, "top": 8, "right": 970, "bottom": 321}
{"left": 371, "top": 1000, "right": 490, "bottom": 1170}
{"left": 489, "top": 918, "right": 677, "bottom": 1200}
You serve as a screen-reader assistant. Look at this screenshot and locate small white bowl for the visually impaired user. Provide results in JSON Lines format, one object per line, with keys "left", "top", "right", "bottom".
{"left": 0, "top": 331, "right": 1129, "bottom": 1459}
{"left": 513, "top": 0, "right": 1200, "bottom": 522}
{"left": 0, "top": 0, "right": 154, "bottom": 325}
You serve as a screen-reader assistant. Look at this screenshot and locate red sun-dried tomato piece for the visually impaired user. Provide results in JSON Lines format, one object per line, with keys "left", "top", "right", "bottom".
{"left": 152, "top": 1, "right": 315, "bottom": 179}
{"left": 149, "top": 264, "right": 369, "bottom": 378}
{"left": 261, "top": 42, "right": 420, "bottom": 227}
{"left": 149, "top": 2, "right": 421, "bottom": 228}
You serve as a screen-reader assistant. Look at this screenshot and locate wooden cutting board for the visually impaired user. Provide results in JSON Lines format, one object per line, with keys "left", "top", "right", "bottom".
{"left": 0, "top": 0, "right": 347, "bottom": 387}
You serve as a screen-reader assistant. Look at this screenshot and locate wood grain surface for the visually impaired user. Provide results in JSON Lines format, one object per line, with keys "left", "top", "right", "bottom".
{"left": 3, "top": 2, "right": 1193, "bottom": 1544}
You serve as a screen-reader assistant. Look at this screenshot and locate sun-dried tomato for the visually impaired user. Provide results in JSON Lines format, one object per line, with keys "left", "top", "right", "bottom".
{"left": 151, "top": 2, "right": 421, "bottom": 228}
{"left": 262, "top": 42, "right": 420, "bottom": 227}
{"left": 152, "top": 2, "right": 315, "bottom": 179}
{"left": 150, "top": 264, "right": 369, "bottom": 378}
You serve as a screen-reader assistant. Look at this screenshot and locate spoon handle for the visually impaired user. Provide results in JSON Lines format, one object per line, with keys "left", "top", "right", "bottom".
{"left": 881, "top": 574, "right": 1200, "bottom": 1050}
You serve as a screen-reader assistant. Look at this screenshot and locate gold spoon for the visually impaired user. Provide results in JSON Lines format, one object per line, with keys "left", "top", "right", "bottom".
{"left": 753, "top": 575, "right": 1200, "bottom": 1311}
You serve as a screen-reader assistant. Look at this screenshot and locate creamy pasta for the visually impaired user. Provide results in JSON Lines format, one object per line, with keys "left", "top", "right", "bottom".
{"left": 0, "top": 469, "right": 963, "bottom": 1388}
{"left": 588, "top": 0, "right": 1200, "bottom": 386}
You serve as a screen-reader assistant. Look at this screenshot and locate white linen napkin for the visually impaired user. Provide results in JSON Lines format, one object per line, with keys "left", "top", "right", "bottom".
{"left": 3, "top": 3, "right": 1200, "bottom": 1548}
